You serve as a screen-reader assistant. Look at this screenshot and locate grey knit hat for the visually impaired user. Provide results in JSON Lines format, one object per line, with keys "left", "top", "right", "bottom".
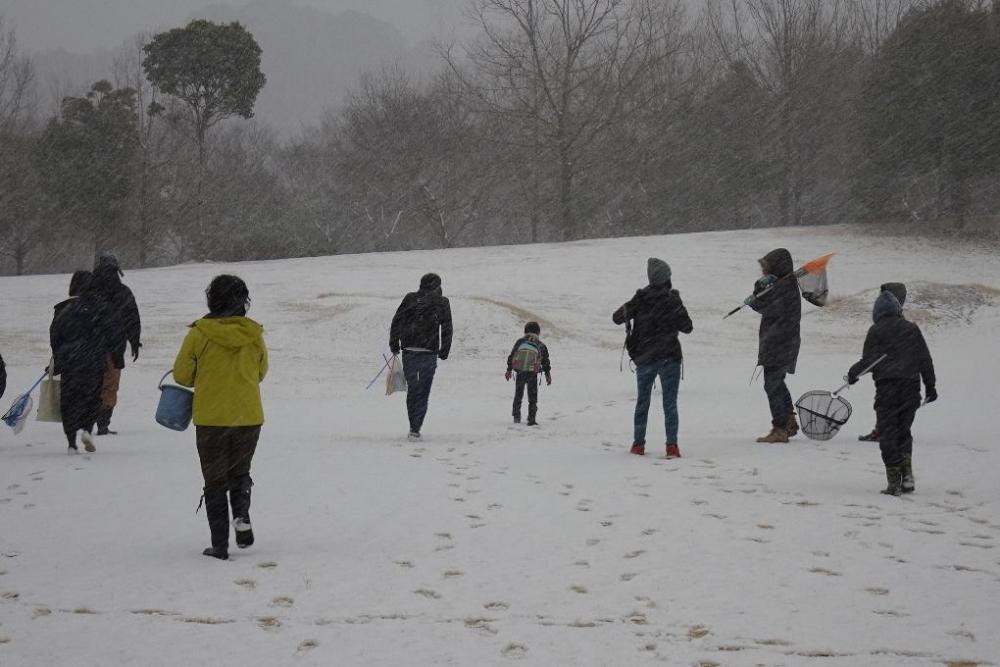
{"left": 647, "top": 258, "right": 672, "bottom": 286}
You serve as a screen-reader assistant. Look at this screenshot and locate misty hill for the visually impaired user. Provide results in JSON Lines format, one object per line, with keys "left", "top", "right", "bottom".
{"left": 30, "top": 0, "right": 438, "bottom": 133}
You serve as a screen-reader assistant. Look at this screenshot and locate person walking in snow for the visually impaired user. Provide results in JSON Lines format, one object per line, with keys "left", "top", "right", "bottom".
{"left": 173, "top": 275, "right": 268, "bottom": 560}
{"left": 858, "top": 282, "right": 908, "bottom": 442}
{"left": 389, "top": 273, "right": 453, "bottom": 441}
{"left": 745, "top": 248, "right": 801, "bottom": 443}
{"left": 847, "top": 288, "right": 936, "bottom": 496}
{"left": 50, "top": 270, "right": 118, "bottom": 453}
{"left": 505, "top": 321, "right": 552, "bottom": 426}
{"left": 90, "top": 254, "right": 141, "bottom": 436}
{"left": 613, "top": 258, "right": 693, "bottom": 458}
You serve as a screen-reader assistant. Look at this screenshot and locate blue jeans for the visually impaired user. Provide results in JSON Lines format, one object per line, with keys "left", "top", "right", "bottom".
{"left": 633, "top": 358, "right": 682, "bottom": 444}
{"left": 402, "top": 351, "right": 437, "bottom": 434}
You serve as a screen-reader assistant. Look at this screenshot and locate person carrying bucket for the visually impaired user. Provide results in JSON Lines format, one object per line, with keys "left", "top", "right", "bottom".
{"left": 172, "top": 275, "right": 268, "bottom": 561}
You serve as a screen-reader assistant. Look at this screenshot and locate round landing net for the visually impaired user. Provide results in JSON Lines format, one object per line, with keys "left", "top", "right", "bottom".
{"left": 795, "top": 391, "right": 852, "bottom": 441}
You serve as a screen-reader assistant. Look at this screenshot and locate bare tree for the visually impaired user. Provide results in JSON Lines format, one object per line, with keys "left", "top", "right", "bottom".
{"left": 444, "top": 0, "right": 687, "bottom": 241}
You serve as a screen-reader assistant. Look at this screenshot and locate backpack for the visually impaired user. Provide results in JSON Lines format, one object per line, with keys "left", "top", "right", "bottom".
{"left": 511, "top": 338, "right": 543, "bottom": 373}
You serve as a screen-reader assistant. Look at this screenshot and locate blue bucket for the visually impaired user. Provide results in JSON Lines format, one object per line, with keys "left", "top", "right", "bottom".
{"left": 156, "top": 371, "right": 193, "bottom": 431}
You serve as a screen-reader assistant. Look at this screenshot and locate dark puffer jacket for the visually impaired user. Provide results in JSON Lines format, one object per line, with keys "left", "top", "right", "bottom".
{"left": 613, "top": 284, "right": 693, "bottom": 365}
{"left": 748, "top": 248, "right": 801, "bottom": 372}
{"left": 389, "top": 274, "right": 453, "bottom": 358}
{"left": 849, "top": 290, "right": 935, "bottom": 390}
{"left": 91, "top": 256, "right": 141, "bottom": 369}
{"left": 50, "top": 293, "right": 119, "bottom": 375}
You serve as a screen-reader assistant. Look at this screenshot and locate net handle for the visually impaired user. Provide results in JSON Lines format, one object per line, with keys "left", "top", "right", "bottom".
{"left": 833, "top": 353, "right": 887, "bottom": 396}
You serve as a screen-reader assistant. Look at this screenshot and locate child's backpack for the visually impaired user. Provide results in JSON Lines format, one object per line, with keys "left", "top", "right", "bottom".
{"left": 511, "top": 337, "right": 543, "bottom": 373}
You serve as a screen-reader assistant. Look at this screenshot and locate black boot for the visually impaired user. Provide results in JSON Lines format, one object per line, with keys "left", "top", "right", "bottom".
{"left": 858, "top": 428, "right": 879, "bottom": 442}
{"left": 901, "top": 455, "right": 915, "bottom": 493}
{"left": 526, "top": 406, "right": 538, "bottom": 427}
{"left": 881, "top": 466, "right": 903, "bottom": 496}
{"left": 513, "top": 413, "right": 521, "bottom": 424}
{"left": 96, "top": 406, "right": 117, "bottom": 435}
{"left": 202, "top": 488, "right": 230, "bottom": 559}
{"left": 229, "top": 475, "right": 254, "bottom": 549}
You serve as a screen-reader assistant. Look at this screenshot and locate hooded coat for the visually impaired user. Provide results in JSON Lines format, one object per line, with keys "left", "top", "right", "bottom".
{"left": 849, "top": 290, "right": 935, "bottom": 389}
{"left": 50, "top": 291, "right": 120, "bottom": 376}
{"left": 173, "top": 317, "right": 269, "bottom": 426}
{"left": 613, "top": 258, "right": 693, "bottom": 365}
{"left": 748, "top": 248, "right": 801, "bottom": 372}
{"left": 389, "top": 274, "right": 453, "bottom": 358}
{"left": 91, "top": 256, "right": 141, "bottom": 369}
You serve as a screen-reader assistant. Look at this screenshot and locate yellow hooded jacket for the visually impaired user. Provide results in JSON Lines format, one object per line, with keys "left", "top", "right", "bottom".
{"left": 172, "top": 317, "right": 268, "bottom": 427}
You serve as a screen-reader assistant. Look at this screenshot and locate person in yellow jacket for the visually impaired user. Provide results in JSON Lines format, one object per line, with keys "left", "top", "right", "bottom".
{"left": 173, "top": 275, "right": 267, "bottom": 560}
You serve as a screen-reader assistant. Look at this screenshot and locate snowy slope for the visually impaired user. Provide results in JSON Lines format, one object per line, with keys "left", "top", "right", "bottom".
{"left": 1, "top": 225, "right": 998, "bottom": 666}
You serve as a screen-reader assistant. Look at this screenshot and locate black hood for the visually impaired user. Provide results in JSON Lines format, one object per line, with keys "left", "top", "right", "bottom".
{"left": 419, "top": 273, "right": 442, "bottom": 293}
{"left": 759, "top": 248, "right": 794, "bottom": 277}
{"left": 880, "top": 282, "right": 907, "bottom": 306}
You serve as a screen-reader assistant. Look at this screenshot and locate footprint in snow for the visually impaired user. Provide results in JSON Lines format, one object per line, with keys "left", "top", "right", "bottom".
{"left": 295, "top": 639, "right": 319, "bottom": 655}
{"left": 271, "top": 596, "right": 294, "bottom": 608}
{"left": 234, "top": 579, "right": 256, "bottom": 590}
{"left": 501, "top": 643, "right": 528, "bottom": 659}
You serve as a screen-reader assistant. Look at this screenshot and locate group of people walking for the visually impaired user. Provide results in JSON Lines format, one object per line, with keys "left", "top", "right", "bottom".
{"left": 48, "top": 254, "right": 141, "bottom": 452}
{"left": 3, "top": 246, "right": 937, "bottom": 560}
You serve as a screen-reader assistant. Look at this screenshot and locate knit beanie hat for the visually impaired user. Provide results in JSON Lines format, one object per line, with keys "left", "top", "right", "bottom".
{"left": 647, "top": 258, "right": 672, "bottom": 287}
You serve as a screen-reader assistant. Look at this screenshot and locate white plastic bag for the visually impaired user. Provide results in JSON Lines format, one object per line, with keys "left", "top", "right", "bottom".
{"left": 36, "top": 362, "right": 61, "bottom": 423}
{"left": 385, "top": 355, "right": 407, "bottom": 396}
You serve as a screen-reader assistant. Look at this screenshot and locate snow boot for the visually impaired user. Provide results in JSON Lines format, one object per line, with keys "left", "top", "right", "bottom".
{"left": 881, "top": 466, "right": 903, "bottom": 496}
{"left": 526, "top": 406, "right": 537, "bottom": 427}
{"left": 901, "top": 455, "right": 915, "bottom": 493}
{"left": 230, "top": 476, "right": 254, "bottom": 548}
{"left": 203, "top": 488, "right": 230, "bottom": 557}
{"left": 67, "top": 444, "right": 79, "bottom": 455}
{"left": 202, "top": 546, "right": 229, "bottom": 560}
{"left": 785, "top": 414, "right": 799, "bottom": 438}
{"left": 79, "top": 429, "right": 96, "bottom": 453}
{"left": 630, "top": 442, "right": 645, "bottom": 456}
{"left": 756, "top": 426, "right": 789, "bottom": 443}
{"left": 96, "top": 406, "right": 116, "bottom": 435}
{"left": 513, "top": 413, "right": 521, "bottom": 424}
{"left": 665, "top": 443, "right": 681, "bottom": 459}
{"left": 858, "top": 428, "right": 879, "bottom": 442}
{"left": 407, "top": 431, "right": 421, "bottom": 442}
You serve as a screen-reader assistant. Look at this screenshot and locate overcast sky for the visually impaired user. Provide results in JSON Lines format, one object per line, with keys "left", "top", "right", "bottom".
{"left": 1, "top": 0, "right": 466, "bottom": 53}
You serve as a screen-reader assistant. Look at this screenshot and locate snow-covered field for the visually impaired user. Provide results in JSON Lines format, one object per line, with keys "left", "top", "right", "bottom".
{"left": 1, "top": 225, "right": 998, "bottom": 666}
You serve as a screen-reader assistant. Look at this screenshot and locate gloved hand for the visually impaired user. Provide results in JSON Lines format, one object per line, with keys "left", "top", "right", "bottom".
{"left": 846, "top": 373, "right": 859, "bottom": 385}
{"left": 389, "top": 345, "right": 400, "bottom": 356}
{"left": 756, "top": 274, "right": 778, "bottom": 290}
{"left": 544, "top": 372, "right": 552, "bottom": 386}
{"left": 925, "top": 386, "right": 937, "bottom": 403}
{"left": 130, "top": 342, "right": 141, "bottom": 362}
{"left": 743, "top": 295, "right": 756, "bottom": 307}
{"left": 438, "top": 351, "right": 448, "bottom": 361}
{"left": 505, "top": 370, "right": 512, "bottom": 381}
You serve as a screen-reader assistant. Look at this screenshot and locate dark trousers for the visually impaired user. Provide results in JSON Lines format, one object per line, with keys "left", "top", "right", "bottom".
{"left": 513, "top": 371, "right": 538, "bottom": 419}
{"left": 402, "top": 351, "right": 437, "bottom": 434}
{"left": 60, "top": 369, "right": 104, "bottom": 445}
{"left": 196, "top": 425, "right": 261, "bottom": 549}
{"left": 763, "top": 366, "right": 794, "bottom": 428}
{"left": 875, "top": 380, "right": 919, "bottom": 468}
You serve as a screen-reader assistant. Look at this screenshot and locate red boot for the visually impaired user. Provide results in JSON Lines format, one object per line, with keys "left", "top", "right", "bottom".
{"left": 630, "top": 442, "right": 645, "bottom": 456}
{"left": 665, "top": 443, "right": 681, "bottom": 459}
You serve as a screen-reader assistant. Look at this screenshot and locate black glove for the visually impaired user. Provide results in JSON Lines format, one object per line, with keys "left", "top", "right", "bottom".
{"left": 130, "top": 342, "right": 141, "bottom": 362}
{"left": 847, "top": 373, "right": 859, "bottom": 385}
{"left": 925, "top": 386, "right": 937, "bottom": 403}
{"left": 389, "top": 345, "right": 399, "bottom": 356}
{"left": 438, "top": 351, "right": 449, "bottom": 361}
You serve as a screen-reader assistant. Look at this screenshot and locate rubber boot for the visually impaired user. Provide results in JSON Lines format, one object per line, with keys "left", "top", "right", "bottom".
{"left": 202, "top": 488, "right": 230, "bottom": 559}
{"left": 230, "top": 475, "right": 254, "bottom": 548}
{"left": 96, "top": 406, "right": 117, "bottom": 435}
{"left": 881, "top": 466, "right": 903, "bottom": 496}
{"left": 901, "top": 455, "right": 915, "bottom": 493}
{"left": 526, "top": 405, "right": 538, "bottom": 427}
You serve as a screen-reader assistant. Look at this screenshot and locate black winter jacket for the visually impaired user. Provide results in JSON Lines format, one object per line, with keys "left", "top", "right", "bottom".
{"left": 613, "top": 284, "right": 693, "bottom": 365}
{"left": 506, "top": 334, "right": 551, "bottom": 374}
{"left": 91, "top": 265, "right": 141, "bottom": 370}
{"left": 50, "top": 294, "right": 119, "bottom": 375}
{"left": 390, "top": 290, "right": 453, "bottom": 358}
{"left": 849, "top": 292, "right": 935, "bottom": 392}
{"left": 748, "top": 248, "right": 801, "bottom": 372}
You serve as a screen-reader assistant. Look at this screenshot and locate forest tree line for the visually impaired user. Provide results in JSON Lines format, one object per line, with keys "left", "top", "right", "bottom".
{"left": 1, "top": 0, "right": 999, "bottom": 275}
